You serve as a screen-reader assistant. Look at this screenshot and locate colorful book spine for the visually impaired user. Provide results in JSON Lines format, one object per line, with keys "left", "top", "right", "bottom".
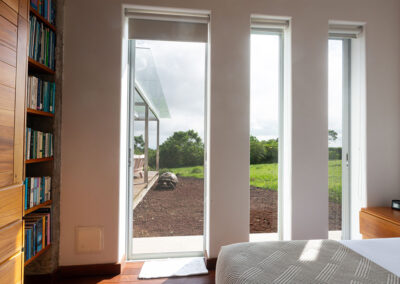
{"left": 27, "top": 76, "right": 55, "bottom": 113}
{"left": 25, "top": 128, "right": 53, "bottom": 160}
{"left": 30, "top": 0, "right": 55, "bottom": 24}
{"left": 24, "top": 207, "right": 51, "bottom": 262}
{"left": 24, "top": 177, "right": 52, "bottom": 210}
{"left": 29, "top": 14, "right": 56, "bottom": 70}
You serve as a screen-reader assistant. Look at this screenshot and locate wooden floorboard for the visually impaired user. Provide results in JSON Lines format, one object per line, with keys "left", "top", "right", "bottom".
{"left": 57, "top": 262, "right": 215, "bottom": 284}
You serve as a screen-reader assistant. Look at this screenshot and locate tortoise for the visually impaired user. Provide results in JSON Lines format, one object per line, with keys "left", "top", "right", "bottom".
{"left": 156, "top": 172, "right": 178, "bottom": 190}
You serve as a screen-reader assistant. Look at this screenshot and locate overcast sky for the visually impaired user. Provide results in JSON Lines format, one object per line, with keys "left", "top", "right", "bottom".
{"left": 134, "top": 40, "right": 206, "bottom": 149}
{"left": 134, "top": 37, "right": 343, "bottom": 149}
{"left": 328, "top": 39, "right": 343, "bottom": 147}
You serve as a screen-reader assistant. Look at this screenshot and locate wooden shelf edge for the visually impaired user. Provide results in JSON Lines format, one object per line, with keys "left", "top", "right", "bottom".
{"left": 24, "top": 244, "right": 51, "bottom": 267}
{"left": 24, "top": 200, "right": 52, "bottom": 216}
{"left": 28, "top": 57, "right": 55, "bottom": 75}
{"left": 27, "top": 108, "right": 54, "bottom": 117}
{"left": 29, "top": 7, "right": 56, "bottom": 31}
{"left": 25, "top": 157, "right": 54, "bottom": 164}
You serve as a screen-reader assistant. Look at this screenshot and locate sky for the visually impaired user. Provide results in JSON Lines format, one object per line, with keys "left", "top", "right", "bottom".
{"left": 250, "top": 34, "right": 280, "bottom": 142}
{"left": 134, "top": 40, "right": 206, "bottom": 149}
{"left": 328, "top": 39, "right": 343, "bottom": 147}
{"left": 134, "top": 36, "right": 343, "bottom": 149}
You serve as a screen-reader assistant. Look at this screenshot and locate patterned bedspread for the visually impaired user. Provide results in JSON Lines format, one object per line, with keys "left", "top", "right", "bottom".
{"left": 216, "top": 240, "right": 400, "bottom": 283}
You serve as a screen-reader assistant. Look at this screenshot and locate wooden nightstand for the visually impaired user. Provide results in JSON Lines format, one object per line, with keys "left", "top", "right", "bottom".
{"left": 360, "top": 207, "right": 400, "bottom": 239}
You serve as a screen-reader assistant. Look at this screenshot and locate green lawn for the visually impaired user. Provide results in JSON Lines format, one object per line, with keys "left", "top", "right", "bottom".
{"left": 160, "top": 160, "right": 342, "bottom": 202}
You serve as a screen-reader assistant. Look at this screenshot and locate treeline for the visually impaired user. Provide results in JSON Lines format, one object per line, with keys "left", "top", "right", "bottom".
{"left": 134, "top": 131, "right": 342, "bottom": 169}
{"left": 250, "top": 136, "right": 278, "bottom": 164}
{"left": 329, "top": 147, "right": 342, "bottom": 160}
{"left": 134, "top": 130, "right": 204, "bottom": 168}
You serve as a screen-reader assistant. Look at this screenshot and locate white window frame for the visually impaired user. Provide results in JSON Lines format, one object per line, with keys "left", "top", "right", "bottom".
{"left": 125, "top": 8, "right": 210, "bottom": 260}
{"left": 328, "top": 37, "right": 351, "bottom": 240}
{"left": 328, "top": 22, "right": 364, "bottom": 240}
{"left": 250, "top": 16, "right": 290, "bottom": 241}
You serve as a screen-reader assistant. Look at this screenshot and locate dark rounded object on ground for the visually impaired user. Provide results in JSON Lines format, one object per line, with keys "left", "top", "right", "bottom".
{"left": 156, "top": 172, "right": 178, "bottom": 190}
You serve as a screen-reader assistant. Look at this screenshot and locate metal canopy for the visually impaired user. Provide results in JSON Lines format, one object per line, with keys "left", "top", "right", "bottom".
{"left": 135, "top": 47, "right": 170, "bottom": 119}
{"left": 134, "top": 89, "right": 157, "bottom": 121}
{"left": 132, "top": 45, "right": 167, "bottom": 179}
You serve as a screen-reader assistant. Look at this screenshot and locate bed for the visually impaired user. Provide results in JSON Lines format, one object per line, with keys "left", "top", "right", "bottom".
{"left": 216, "top": 238, "right": 400, "bottom": 283}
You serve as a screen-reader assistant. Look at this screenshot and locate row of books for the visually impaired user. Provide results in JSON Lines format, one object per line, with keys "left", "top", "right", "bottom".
{"left": 30, "top": 0, "right": 56, "bottom": 25}
{"left": 24, "top": 177, "right": 51, "bottom": 210}
{"left": 24, "top": 208, "right": 51, "bottom": 262}
{"left": 25, "top": 128, "right": 53, "bottom": 160}
{"left": 29, "top": 14, "right": 56, "bottom": 70}
{"left": 27, "top": 76, "right": 55, "bottom": 113}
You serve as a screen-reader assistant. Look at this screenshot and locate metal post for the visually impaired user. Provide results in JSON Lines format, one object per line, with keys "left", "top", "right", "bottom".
{"left": 144, "top": 105, "right": 149, "bottom": 183}
{"left": 156, "top": 119, "right": 160, "bottom": 171}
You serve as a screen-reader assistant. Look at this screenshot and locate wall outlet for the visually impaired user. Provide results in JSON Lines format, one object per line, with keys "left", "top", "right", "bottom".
{"left": 75, "top": 226, "right": 104, "bottom": 253}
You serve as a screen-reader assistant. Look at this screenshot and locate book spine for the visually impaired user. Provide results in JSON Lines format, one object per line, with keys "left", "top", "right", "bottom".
{"left": 28, "top": 14, "right": 56, "bottom": 69}
{"left": 46, "top": 214, "right": 50, "bottom": 245}
{"left": 30, "top": 178, "right": 33, "bottom": 208}
{"left": 42, "top": 216, "right": 45, "bottom": 249}
{"left": 51, "top": 82, "right": 55, "bottom": 113}
{"left": 24, "top": 178, "right": 28, "bottom": 210}
{"left": 26, "top": 229, "right": 31, "bottom": 260}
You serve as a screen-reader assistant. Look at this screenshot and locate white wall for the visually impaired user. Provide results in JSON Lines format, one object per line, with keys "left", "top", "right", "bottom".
{"left": 60, "top": 0, "right": 400, "bottom": 264}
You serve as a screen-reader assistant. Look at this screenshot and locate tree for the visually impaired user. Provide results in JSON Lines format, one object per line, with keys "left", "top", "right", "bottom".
{"left": 263, "top": 139, "right": 278, "bottom": 163}
{"left": 158, "top": 130, "right": 204, "bottom": 168}
{"left": 134, "top": 135, "right": 145, "bottom": 154}
{"left": 250, "top": 136, "right": 265, "bottom": 164}
{"left": 250, "top": 136, "right": 278, "bottom": 164}
{"left": 329, "top": 130, "right": 338, "bottom": 142}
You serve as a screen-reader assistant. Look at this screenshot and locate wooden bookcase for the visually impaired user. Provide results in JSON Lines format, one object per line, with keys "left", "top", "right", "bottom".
{"left": 23, "top": 3, "right": 56, "bottom": 268}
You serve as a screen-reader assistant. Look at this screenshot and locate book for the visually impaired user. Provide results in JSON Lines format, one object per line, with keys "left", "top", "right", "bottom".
{"left": 29, "top": 14, "right": 56, "bottom": 70}
{"left": 25, "top": 128, "right": 53, "bottom": 160}
{"left": 30, "top": 0, "right": 55, "bottom": 25}
{"left": 24, "top": 176, "right": 52, "bottom": 210}
{"left": 27, "top": 76, "right": 55, "bottom": 113}
{"left": 24, "top": 208, "right": 51, "bottom": 262}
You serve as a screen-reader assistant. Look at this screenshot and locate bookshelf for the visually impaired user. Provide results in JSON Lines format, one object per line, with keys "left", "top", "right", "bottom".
{"left": 27, "top": 108, "right": 55, "bottom": 118}
{"left": 29, "top": 7, "right": 56, "bottom": 31}
{"left": 25, "top": 157, "right": 54, "bottom": 164}
{"left": 24, "top": 200, "right": 53, "bottom": 216}
{"left": 24, "top": 0, "right": 56, "bottom": 269}
{"left": 28, "top": 57, "right": 56, "bottom": 75}
{"left": 24, "top": 244, "right": 51, "bottom": 267}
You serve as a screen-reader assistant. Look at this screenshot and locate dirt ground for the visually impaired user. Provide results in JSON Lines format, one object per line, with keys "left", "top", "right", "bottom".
{"left": 133, "top": 177, "right": 341, "bottom": 237}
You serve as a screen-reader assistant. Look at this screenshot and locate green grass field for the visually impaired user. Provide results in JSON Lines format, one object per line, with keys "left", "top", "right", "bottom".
{"left": 160, "top": 160, "right": 342, "bottom": 202}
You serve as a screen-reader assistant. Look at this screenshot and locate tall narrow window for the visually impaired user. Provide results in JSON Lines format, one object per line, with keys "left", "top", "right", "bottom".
{"left": 328, "top": 34, "right": 352, "bottom": 240}
{"left": 250, "top": 18, "right": 286, "bottom": 241}
{"left": 328, "top": 23, "right": 364, "bottom": 240}
{"left": 126, "top": 10, "right": 209, "bottom": 259}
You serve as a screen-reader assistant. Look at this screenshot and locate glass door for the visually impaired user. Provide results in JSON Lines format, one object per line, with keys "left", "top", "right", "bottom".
{"left": 249, "top": 30, "right": 283, "bottom": 242}
{"left": 328, "top": 38, "right": 350, "bottom": 240}
{"left": 127, "top": 38, "right": 208, "bottom": 259}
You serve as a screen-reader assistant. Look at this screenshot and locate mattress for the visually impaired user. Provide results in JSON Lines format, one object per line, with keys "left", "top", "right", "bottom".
{"left": 216, "top": 238, "right": 400, "bottom": 283}
{"left": 340, "top": 238, "right": 400, "bottom": 277}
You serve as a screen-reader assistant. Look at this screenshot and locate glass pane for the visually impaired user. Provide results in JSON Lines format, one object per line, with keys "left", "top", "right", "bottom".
{"left": 131, "top": 40, "right": 206, "bottom": 256}
{"left": 135, "top": 47, "right": 170, "bottom": 118}
{"left": 250, "top": 32, "right": 280, "bottom": 241}
{"left": 328, "top": 39, "right": 343, "bottom": 240}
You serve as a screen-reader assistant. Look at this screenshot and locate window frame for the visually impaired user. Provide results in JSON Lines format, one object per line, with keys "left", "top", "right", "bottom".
{"left": 328, "top": 37, "right": 351, "bottom": 240}
{"left": 249, "top": 25, "right": 286, "bottom": 241}
{"left": 125, "top": 11, "right": 210, "bottom": 259}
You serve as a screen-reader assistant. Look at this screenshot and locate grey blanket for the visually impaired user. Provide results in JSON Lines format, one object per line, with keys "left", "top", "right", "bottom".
{"left": 216, "top": 240, "right": 400, "bottom": 283}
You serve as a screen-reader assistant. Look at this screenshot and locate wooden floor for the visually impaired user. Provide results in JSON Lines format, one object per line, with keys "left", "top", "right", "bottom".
{"left": 58, "top": 262, "right": 215, "bottom": 284}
